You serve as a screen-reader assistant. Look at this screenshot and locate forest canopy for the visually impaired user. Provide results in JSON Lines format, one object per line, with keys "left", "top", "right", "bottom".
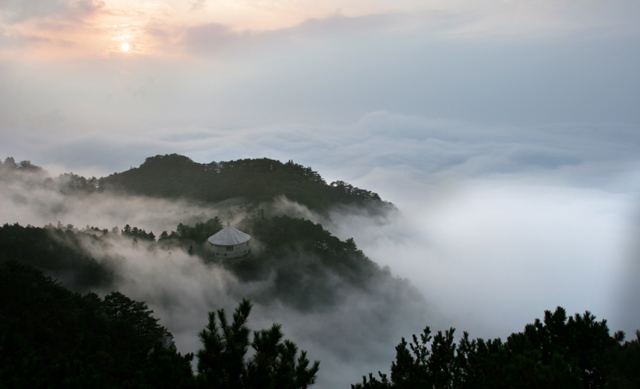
{"left": 0, "top": 261, "right": 319, "bottom": 388}
{"left": 99, "top": 154, "right": 388, "bottom": 212}
{"left": 2, "top": 260, "right": 638, "bottom": 388}
{"left": 1, "top": 154, "right": 390, "bottom": 213}
{"left": 352, "top": 307, "right": 640, "bottom": 389}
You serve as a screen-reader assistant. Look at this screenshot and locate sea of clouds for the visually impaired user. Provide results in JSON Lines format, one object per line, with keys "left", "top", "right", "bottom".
{"left": 2, "top": 111, "right": 640, "bottom": 387}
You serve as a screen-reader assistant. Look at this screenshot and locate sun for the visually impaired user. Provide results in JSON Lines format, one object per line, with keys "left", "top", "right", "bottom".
{"left": 121, "top": 42, "right": 130, "bottom": 52}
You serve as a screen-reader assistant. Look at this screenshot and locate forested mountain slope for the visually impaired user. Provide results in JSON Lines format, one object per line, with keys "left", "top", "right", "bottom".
{"left": 99, "top": 154, "right": 388, "bottom": 212}
{"left": 0, "top": 215, "right": 412, "bottom": 312}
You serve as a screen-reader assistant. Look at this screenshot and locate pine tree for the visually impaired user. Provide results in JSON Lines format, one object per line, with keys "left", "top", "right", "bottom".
{"left": 197, "top": 299, "right": 319, "bottom": 389}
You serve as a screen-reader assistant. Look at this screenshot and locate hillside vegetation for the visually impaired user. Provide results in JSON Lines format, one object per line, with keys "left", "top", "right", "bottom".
{"left": 99, "top": 154, "right": 388, "bottom": 212}
{"left": 0, "top": 215, "right": 404, "bottom": 312}
{"left": 0, "top": 261, "right": 318, "bottom": 389}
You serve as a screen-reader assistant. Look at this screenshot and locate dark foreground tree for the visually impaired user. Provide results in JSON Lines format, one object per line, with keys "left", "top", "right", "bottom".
{"left": 353, "top": 307, "right": 634, "bottom": 389}
{"left": 197, "top": 299, "right": 320, "bottom": 389}
{"left": 0, "top": 260, "right": 195, "bottom": 389}
{"left": 607, "top": 330, "right": 640, "bottom": 389}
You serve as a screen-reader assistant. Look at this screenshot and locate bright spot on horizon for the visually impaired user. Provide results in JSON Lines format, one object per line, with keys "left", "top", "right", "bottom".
{"left": 121, "top": 42, "right": 130, "bottom": 52}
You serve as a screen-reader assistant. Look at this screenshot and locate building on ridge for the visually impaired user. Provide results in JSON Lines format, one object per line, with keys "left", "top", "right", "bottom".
{"left": 207, "top": 222, "right": 251, "bottom": 258}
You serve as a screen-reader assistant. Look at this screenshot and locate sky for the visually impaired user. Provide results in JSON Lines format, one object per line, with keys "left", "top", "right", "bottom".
{"left": 2, "top": 0, "right": 640, "bottom": 384}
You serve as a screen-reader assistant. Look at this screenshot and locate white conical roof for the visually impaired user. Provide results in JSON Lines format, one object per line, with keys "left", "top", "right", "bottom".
{"left": 207, "top": 223, "right": 251, "bottom": 246}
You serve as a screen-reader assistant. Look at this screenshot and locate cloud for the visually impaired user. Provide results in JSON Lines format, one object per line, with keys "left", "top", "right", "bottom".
{"left": 3, "top": 6, "right": 639, "bottom": 133}
{"left": 8, "top": 110, "right": 640, "bottom": 338}
{"left": 255, "top": 183, "right": 637, "bottom": 339}
{"left": 2, "top": 105, "right": 640, "bottom": 383}
{"left": 2, "top": 0, "right": 639, "bottom": 61}
{"left": 2, "top": 110, "right": 639, "bottom": 190}
{"left": 105, "top": 241, "right": 428, "bottom": 388}
{"left": 175, "top": 0, "right": 640, "bottom": 58}
{"left": 190, "top": 0, "right": 207, "bottom": 12}
{"left": 182, "top": 22, "right": 242, "bottom": 53}
{"left": 0, "top": 166, "right": 431, "bottom": 388}
{"left": 614, "top": 200, "right": 640, "bottom": 335}
{"left": 325, "top": 180, "right": 636, "bottom": 338}
{"left": 0, "top": 168, "right": 223, "bottom": 233}
{"left": 179, "top": 11, "right": 398, "bottom": 58}
{"left": 0, "top": 0, "right": 105, "bottom": 27}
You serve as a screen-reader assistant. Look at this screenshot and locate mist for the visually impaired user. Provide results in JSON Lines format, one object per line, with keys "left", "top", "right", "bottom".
{"left": 203, "top": 114, "right": 639, "bottom": 339}
{"left": 0, "top": 166, "right": 432, "bottom": 388}
{"left": 98, "top": 238, "right": 428, "bottom": 388}
{"left": 0, "top": 169, "right": 235, "bottom": 234}
{"left": 3, "top": 103, "right": 640, "bottom": 386}
{"left": 328, "top": 181, "right": 635, "bottom": 336}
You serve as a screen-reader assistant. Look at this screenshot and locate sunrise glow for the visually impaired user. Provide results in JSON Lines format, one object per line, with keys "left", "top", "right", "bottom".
{"left": 121, "top": 42, "right": 130, "bottom": 52}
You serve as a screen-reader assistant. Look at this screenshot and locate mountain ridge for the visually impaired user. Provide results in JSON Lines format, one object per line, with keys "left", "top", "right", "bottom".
{"left": 2, "top": 154, "right": 392, "bottom": 214}
{"left": 100, "top": 154, "right": 390, "bottom": 212}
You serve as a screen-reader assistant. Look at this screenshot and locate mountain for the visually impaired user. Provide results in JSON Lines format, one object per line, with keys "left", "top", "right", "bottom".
{"left": 98, "top": 154, "right": 390, "bottom": 212}
{"left": 0, "top": 154, "right": 419, "bottom": 389}
{"left": 1, "top": 154, "right": 400, "bottom": 305}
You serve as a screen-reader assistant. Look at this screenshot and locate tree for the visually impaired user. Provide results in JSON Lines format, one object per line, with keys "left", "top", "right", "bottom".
{"left": 0, "top": 261, "right": 195, "bottom": 388}
{"left": 607, "top": 330, "right": 640, "bottom": 388}
{"left": 103, "top": 291, "right": 168, "bottom": 345}
{"left": 197, "top": 299, "right": 320, "bottom": 389}
{"left": 3, "top": 156, "right": 17, "bottom": 169}
{"left": 353, "top": 307, "right": 626, "bottom": 389}
{"left": 353, "top": 327, "right": 458, "bottom": 389}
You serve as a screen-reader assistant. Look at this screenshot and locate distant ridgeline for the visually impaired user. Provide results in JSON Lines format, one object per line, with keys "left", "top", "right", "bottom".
{"left": 1, "top": 154, "right": 391, "bottom": 213}
{"left": 98, "top": 154, "right": 389, "bottom": 212}
{"left": 1, "top": 154, "right": 389, "bottom": 212}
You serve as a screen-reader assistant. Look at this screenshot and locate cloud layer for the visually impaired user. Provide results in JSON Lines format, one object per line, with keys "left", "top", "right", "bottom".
{"left": 2, "top": 0, "right": 640, "bottom": 385}
{"left": 0, "top": 167, "right": 432, "bottom": 388}
{"left": 3, "top": 107, "right": 640, "bottom": 335}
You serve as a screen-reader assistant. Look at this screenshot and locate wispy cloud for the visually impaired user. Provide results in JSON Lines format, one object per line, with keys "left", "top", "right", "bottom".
{"left": 190, "top": 0, "right": 206, "bottom": 12}
{"left": 0, "top": 0, "right": 105, "bottom": 24}
{"left": 3, "top": 0, "right": 639, "bottom": 59}
{"left": 0, "top": 167, "right": 431, "bottom": 388}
